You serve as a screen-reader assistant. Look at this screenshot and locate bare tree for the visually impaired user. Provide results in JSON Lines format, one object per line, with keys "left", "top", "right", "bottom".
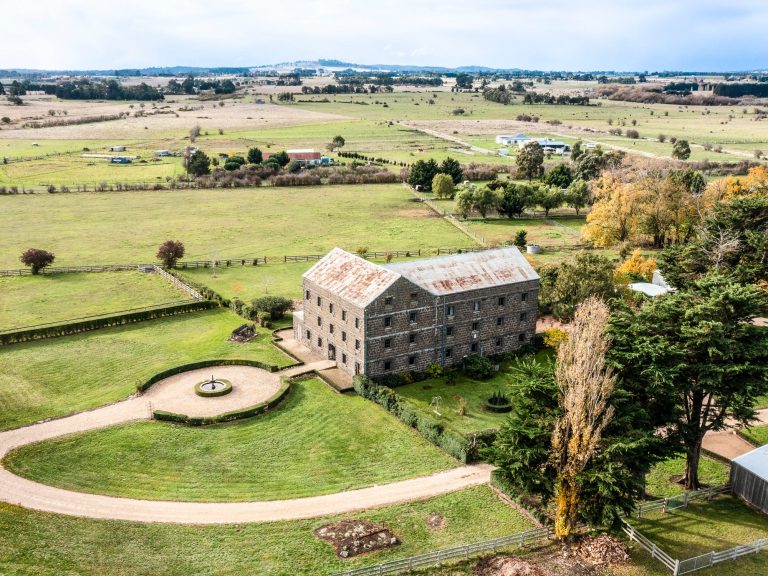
{"left": 551, "top": 296, "right": 616, "bottom": 540}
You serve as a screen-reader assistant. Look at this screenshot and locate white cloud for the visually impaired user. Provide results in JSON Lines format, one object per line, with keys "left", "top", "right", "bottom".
{"left": 2, "top": 0, "right": 767, "bottom": 70}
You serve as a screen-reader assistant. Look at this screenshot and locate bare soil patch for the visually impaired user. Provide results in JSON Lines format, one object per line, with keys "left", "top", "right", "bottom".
{"left": 315, "top": 519, "right": 400, "bottom": 558}
{"left": 426, "top": 512, "right": 446, "bottom": 530}
{"left": 474, "top": 556, "right": 545, "bottom": 576}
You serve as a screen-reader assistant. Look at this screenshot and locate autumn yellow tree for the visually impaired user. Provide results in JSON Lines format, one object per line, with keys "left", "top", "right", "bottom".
{"left": 616, "top": 249, "right": 657, "bottom": 281}
{"left": 583, "top": 174, "right": 640, "bottom": 247}
{"left": 551, "top": 296, "right": 616, "bottom": 540}
{"left": 708, "top": 165, "right": 768, "bottom": 201}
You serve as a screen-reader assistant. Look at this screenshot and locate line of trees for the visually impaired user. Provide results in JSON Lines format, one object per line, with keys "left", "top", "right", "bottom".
{"left": 55, "top": 80, "right": 163, "bottom": 101}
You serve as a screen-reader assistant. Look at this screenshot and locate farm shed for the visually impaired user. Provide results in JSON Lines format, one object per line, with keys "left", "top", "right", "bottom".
{"left": 730, "top": 445, "right": 768, "bottom": 514}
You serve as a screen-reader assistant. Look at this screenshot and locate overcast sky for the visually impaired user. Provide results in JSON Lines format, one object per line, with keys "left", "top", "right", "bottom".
{"left": 3, "top": 0, "right": 767, "bottom": 71}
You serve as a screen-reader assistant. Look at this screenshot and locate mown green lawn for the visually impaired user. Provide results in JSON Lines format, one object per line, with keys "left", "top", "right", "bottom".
{"left": 5, "top": 377, "right": 458, "bottom": 501}
{"left": 644, "top": 456, "right": 730, "bottom": 499}
{"left": 630, "top": 496, "right": 768, "bottom": 559}
{"left": 0, "top": 309, "right": 291, "bottom": 431}
{"left": 0, "top": 486, "right": 534, "bottom": 576}
{"left": 0, "top": 184, "right": 474, "bottom": 267}
{"left": 396, "top": 350, "right": 554, "bottom": 434}
{"left": 0, "top": 271, "right": 188, "bottom": 330}
{"left": 741, "top": 424, "right": 768, "bottom": 446}
{"left": 462, "top": 216, "right": 584, "bottom": 247}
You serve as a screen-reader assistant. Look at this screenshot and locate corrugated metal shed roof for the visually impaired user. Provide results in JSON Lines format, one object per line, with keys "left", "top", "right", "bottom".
{"left": 733, "top": 445, "right": 768, "bottom": 481}
{"left": 384, "top": 247, "right": 538, "bottom": 296}
{"left": 303, "top": 248, "right": 400, "bottom": 308}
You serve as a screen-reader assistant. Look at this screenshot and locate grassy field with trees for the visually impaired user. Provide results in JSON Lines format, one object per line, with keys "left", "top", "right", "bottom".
{"left": 0, "top": 184, "right": 473, "bottom": 267}
{"left": 5, "top": 377, "right": 459, "bottom": 501}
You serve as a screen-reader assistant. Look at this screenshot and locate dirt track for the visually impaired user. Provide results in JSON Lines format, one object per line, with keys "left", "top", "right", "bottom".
{"left": 0, "top": 362, "right": 491, "bottom": 524}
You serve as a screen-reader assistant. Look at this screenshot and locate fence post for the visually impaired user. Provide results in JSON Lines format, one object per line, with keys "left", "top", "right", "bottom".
{"left": 683, "top": 491, "right": 689, "bottom": 509}
{"left": 673, "top": 559, "right": 680, "bottom": 576}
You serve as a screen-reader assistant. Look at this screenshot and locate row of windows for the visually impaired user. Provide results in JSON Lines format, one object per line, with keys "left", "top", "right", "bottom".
{"left": 380, "top": 333, "right": 528, "bottom": 372}
{"left": 305, "top": 292, "right": 361, "bottom": 328}
{"left": 306, "top": 330, "right": 361, "bottom": 350}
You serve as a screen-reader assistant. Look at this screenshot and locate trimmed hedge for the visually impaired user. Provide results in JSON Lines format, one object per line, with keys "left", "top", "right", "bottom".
{"left": 153, "top": 380, "right": 291, "bottom": 426}
{"left": 0, "top": 300, "right": 216, "bottom": 346}
{"left": 353, "top": 375, "right": 496, "bottom": 463}
{"left": 137, "top": 359, "right": 281, "bottom": 392}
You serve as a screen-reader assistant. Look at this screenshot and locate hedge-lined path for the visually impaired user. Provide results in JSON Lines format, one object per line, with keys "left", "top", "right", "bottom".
{"left": 0, "top": 362, "right": 492, "bottom": 524}
{"left": 702, "top": 408, "right": 768, "bottom": 460}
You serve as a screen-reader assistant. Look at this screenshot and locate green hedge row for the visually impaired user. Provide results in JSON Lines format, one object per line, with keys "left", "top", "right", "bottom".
{"left": 353, "top": 375, "right": 496, "bottom": 463}
{"left": 0, "top": 300, "right": 216, "bottom": 346}
{"left": 153, "top": 380, "right": 291, "bottom": 426}
{"left": 137, "top": 359, "right": 280, "bottom": 392}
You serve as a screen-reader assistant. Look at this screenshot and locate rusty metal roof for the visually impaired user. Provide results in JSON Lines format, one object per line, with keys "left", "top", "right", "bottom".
{"left": 384, "top": 247, "right": 538, "bottom": 296}
{"left": 303, "top": 248, "right": 401, "bottom": 308}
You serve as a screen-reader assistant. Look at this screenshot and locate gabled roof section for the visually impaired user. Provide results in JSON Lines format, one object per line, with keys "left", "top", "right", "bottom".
{"left": 384, "top": 247, "right": 538, "bottom": 296}
{"left": 303, "top": 248, "right": 401, "bottom": 308}
{"left": 733, "top": 445, "right": 768, "bottom": 481}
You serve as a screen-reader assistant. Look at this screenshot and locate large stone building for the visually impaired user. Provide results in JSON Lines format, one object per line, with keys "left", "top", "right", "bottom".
{"left": 292, "top": 247, "right": 539, "bottom": 378}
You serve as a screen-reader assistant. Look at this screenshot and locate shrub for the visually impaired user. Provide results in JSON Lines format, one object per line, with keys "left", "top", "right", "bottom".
{"left": 461, "top": 354, "right": 495, "bottom": 380}
{"left": 156, "top": 240, "right": 185, "bottom": 268}
{"left": 19, "top": 248, "right": 55, "bottom": 274}
{"left": 543, "top": 328, "right": 568, "bottom": 349}
{"left": 252, "top": 295, "right": 292, "bottom": 320}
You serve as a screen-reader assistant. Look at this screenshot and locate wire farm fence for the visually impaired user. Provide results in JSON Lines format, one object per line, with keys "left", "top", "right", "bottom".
{"left": 0, "top": 248, "right": 449, "bottom": 277}
{"left": 330, "top": 526, "right": 552, "bottom": 576}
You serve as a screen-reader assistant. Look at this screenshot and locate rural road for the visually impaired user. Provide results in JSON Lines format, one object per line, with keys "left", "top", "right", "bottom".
{"left": 0, "top": 361, "right": 492, "bottom": 524}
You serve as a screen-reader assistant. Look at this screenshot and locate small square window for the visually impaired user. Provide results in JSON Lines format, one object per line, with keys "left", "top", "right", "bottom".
{"left": 497, "top": 316, "right": 504, "bottom": 326}
{"left": 473, "top": 301, "right": 481, "bottom": 312}
{"left": 521, "top": 293, "right": 527, "bottom": 302}
{"left": 342, "top": 331, "right": 347, "bottom": 342}
{"left": 329, "top": 303, "right": 334, "bottom": 313}
{"left": 409, "top": 333, "right": 416, "bottom": 344}
{"left": 384, "top": 338, "right": 392, "bottom": 349}
{"left": 409, "top": 311, "right": 417, "bottom": 323}
{"left": 472, "top": 321, "right": 479, "bottom": 331}
{"left": 445, "top": 348, "right": 453, "bottom": 358}
{"left": 384, "top": 360, "right": 392, "bottom": 371}
{"left": 355, "top": 317, "right": 360, "bottom": 329}
{"left": 384, "top": 296, "right": 394, "bottom": 306}
{"left": 410, "top": 292, "right": 418, "bottom": 301}
{"left": 471, "top": 342, "right": 479, "bottom": 352}
{"left": 342, "top": 310, "right": 347, "bottom": 321}
{"left": 408, "top": 355, "right": 416, "bottom": 366}
{"left": 498, "top": 296, "right": 506, "bottom": 306}
{"left": 317, "top": 317, "right": 322, "bottom": 327}
{"left": 305, "top": 290, "right": 310, "bottom": 300}
{"left": 519, "top": 333, "right": 526, "bottom": 342}
{"left": 447, "top": 305, "right": 455, "bottom": 317}
{"left": 317, "top": 296, "right": 322, "bottom": 306}
{"left": 306, "top": 329, "right": 311, "bottom": 340}
{"left": 520, "top": 312, "right": 527, "bottom": 322}
{"left": 446, "top": 326, "right": 454, "bottom": 336}
{"left": 355, "top": 339, "right": 360, "bottom": 350}
{"left": 496, "top": 336, "right": 503, "bottom": 347}
{"left": 329, "top": 324, "right": 334, "bottom": 334}
{"left": 384, "top": 316, "right": 392, "bottom": 328}
{"left": 318, "top": 337, "right": 323, "bottom": 347}
{"left": 342, "top": 353, "right": 347, "bottom": 364}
